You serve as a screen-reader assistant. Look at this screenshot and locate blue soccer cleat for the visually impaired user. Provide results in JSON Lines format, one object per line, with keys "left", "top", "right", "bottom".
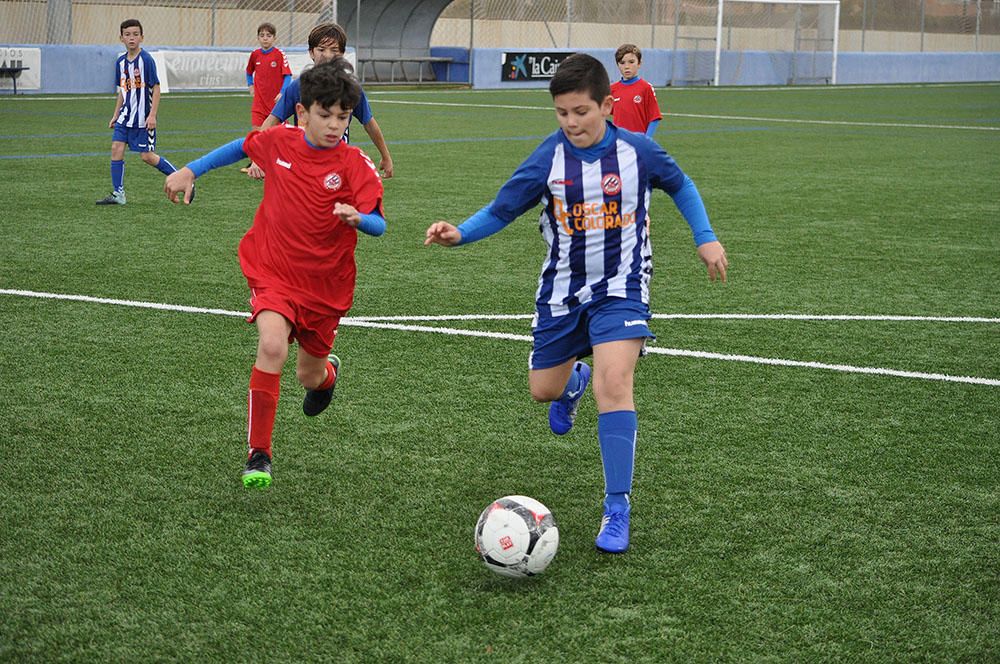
{"left": 595, "top": 502, "right": 631, "bottom": 553}
{"left": 548, "top": 361, "right": 591, "bottom": 435}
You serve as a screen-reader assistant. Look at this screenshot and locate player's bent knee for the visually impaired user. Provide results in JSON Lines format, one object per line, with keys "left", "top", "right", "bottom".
{"left": 295, "top": 365, "right": 325, "bottom": 390}
{"left": 256, "top": 337, "right": 288, "bottom": 366}
{"left": 529, "top": 384, "right": 562, "bottom": 403}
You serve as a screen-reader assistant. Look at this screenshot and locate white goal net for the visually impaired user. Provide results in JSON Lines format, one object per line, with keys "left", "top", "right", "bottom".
{"left": 671, "top": 0, "right": 840, "bottom": 86}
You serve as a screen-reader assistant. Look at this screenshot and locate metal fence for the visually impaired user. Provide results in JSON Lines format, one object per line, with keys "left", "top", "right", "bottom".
{"left": 433, "top": 0, "right": 1000, "bottom": 52}
{"left": 1, "top": 0, "right": 998, "bottom": 51}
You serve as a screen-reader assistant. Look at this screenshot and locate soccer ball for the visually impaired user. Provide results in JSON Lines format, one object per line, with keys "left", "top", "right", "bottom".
{"left": 474, "top": 495, "right": 559, "bottom": 578}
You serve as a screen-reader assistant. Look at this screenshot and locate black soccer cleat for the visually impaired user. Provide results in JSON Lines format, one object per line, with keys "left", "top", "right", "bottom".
{"left": 242, "top": 450, "right": 272, "bottom": 489}
{"left": 303, "top": 354, "right": 340, "bottom": 417}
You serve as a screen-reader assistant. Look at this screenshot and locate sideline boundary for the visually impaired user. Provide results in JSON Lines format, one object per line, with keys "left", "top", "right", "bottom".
{"left": 3, "top": 288, "right": 998, "bottom": 387}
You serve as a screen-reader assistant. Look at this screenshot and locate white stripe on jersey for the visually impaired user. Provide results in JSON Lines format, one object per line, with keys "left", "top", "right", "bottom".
{"left": 606, "top": 140, "right": 641, "bottom": 300}
{"left": 580, "top": 157, "right": 605, "bottom": 305}
{"left": 538, "top": 143, "right": 572, "bottom": 317}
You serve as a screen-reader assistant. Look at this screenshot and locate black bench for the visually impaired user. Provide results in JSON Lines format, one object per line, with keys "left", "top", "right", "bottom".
{"left": 0, "top": 66, "right": 29, "bottom": 94}
{"left": 358, "top": 57, "right": 453, "bottom": 84}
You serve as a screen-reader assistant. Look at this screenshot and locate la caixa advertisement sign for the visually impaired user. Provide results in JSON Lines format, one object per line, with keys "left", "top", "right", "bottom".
{"left": 502, "top": 52, "right": 573, "bottom": 81}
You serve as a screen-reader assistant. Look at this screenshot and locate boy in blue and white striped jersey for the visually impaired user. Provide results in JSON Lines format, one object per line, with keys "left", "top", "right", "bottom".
{"left": 96, "top": 19, "right": 179, "bottom": 205}
{"left": 425, "top": 53, "right": 728, "bottom": 554}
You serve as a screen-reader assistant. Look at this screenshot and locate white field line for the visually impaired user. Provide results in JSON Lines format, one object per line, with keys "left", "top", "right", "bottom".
{"left": 369, "top": 99, "right": 1000, "bottom": 132}
{"left": 3, "top": 288, "right": 998, "bottom": 387}
{"left": 5, "top": 93, "right": 996, "bottom": 133}
{"left": 348, "top": 312, "right": 1000, "bottom": 324}
{"left": 668, "top": 112, "right": 1000, "bottom": 132}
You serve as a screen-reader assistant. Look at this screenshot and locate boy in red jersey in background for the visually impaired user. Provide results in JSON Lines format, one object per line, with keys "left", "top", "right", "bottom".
{"left": 164, "top": 59, "right": 386, "bottom": 489}
{"left": 246, "top": 22, "right": 292, "bottom": 129}
{"left": 610, "top": 44, "right": 663, "bottom": 138}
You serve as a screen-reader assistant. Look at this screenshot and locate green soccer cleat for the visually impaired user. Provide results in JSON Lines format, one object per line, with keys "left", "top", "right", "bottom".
{"left": 303, "top": 354, "right": 340, "bottom": 417}
{"left": 242, "top": 449, "right": 272, "bottom": 489}
{"left": 96, "top": 190, "right": 126, "bottom": 205}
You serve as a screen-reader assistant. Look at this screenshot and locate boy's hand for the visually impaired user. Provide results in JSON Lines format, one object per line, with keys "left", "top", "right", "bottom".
{"left": 246, "top": 161, "right": 265, "bottom": 179}
{"left": 379, "top": 156, "right": 394, "bottom": 179}
{"left": 424, "top": 222, "right": 461, "bottom": 247}
{"left": 334, "top": 202, "right": 361, "bottom": 227}
{"left": 164, "top": 167, "right": 196, "bottom": 205}
{"left": 146, "top": 114, "right": 157, "bottom": 130}
{"left": 697, "top": 240, "right": 728, "bottom": 282}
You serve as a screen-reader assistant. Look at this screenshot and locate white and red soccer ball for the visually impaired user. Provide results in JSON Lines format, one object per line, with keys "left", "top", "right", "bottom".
{"left": 474, "top": 495, "right": 559, "bottom": 578}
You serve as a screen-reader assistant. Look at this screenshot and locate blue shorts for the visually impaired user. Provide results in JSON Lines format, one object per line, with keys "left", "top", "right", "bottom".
{"left": 529, "top": 297, "right": 655, "bottom": 370}
{"left": 112, "top": 125, "right": 156, "bottom": 152}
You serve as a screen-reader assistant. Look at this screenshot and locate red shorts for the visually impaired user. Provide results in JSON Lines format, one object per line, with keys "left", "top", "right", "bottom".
{"left": 248, "top": 287, "right": 342, "bottom": 358}
{"left": 251, "top": 106, "right": 272, "bottom": 128}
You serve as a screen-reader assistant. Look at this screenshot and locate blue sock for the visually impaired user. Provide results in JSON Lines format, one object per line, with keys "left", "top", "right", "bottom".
{"left": 598, "top": 410, "right": 637, "bottom": 511}
{"left": 558, "top": 362, "right": 584, "bottom": 400}
{"left": 111, "top": 159, "right": 124, "bottom": 191}
{"left": 155, "top": 156, "right": 177, "bottom": 175}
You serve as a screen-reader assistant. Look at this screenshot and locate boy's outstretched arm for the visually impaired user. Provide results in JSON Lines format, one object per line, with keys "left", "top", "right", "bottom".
{"left": 425, "top": 204, "right": 512, "bottom": 247}
{"left": 164, "top": 137, "right": 247, "bottom": 204}
{"left": 164, "top": 167, "right": 196, "bottom": 204}
{"left": 425, "top": 222, "right": 462, "bottom": 246}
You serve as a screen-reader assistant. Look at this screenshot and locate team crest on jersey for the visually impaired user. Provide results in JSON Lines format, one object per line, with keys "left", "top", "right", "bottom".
{"left": 601, "top": 173, "right": 622, "bottom": 196}
{"left": 324, "top": 172, "right": 343, "bottom": 191}
{"left": 633, "top": 95, "right": 642, "bottom": 104}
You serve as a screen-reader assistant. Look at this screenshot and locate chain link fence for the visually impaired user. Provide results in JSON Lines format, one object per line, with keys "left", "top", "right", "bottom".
{"left": 432, "top": 0, "right": 999, "bottom": 52}
{"left": 2, "top": 0, "right": 998, "bottom": 51}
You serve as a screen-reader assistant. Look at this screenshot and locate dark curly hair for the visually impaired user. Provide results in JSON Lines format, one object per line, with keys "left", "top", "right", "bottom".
{"left": 299, "top": 58, "right": 361, "bottom": 113}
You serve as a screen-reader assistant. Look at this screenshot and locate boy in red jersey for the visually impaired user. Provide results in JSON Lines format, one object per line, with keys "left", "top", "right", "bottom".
{"left": 164, "top": 59, "right": 386, "bottom": 489}
{"left": 610, "top": 44, "right": 663, "bottom": 138}
{"left": 246, "top": 22, "right": 292, "bottom": 129}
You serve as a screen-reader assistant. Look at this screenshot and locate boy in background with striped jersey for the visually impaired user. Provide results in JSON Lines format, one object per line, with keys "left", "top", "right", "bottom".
{"left": 96, "top": 19, "right": 179, "bottom": 205}
{"left": 425, "top": 53, "right": 727, "bottom": 553}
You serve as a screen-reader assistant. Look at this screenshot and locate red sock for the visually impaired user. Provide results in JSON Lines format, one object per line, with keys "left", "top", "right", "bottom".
{"left": 248, "top": 367, "right": 281, "bottom": 458}
{"left": 317, "top": 360, "right": 337, "bottom": 391}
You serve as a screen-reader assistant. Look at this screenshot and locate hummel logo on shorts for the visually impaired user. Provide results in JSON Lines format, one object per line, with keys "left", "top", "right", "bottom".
{"left": 623, "top": 320, "right": 645, "bottom": 327}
